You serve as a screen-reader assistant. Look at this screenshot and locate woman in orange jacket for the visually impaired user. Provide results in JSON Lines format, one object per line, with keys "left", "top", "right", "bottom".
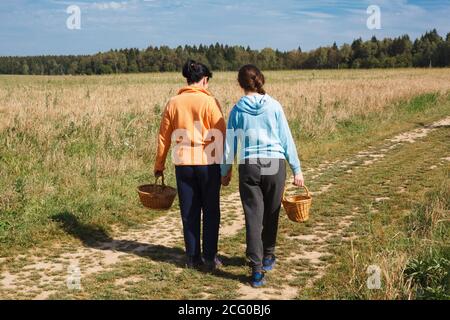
{"left": 154, "top": 60, "right": 226, "bottom": 270}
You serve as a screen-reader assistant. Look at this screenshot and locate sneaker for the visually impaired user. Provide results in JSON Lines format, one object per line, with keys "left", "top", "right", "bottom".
{"left": 251, "top": 271, "right": 266, "bottom": 288}
{"left": 186, "top": 256, "right": 204, "bottom": 269}
{"left": 262, "top": 255, "right": 276, "bottom": 272}
{"left": 203, "top": 256, "right": 223, "bottom": 272}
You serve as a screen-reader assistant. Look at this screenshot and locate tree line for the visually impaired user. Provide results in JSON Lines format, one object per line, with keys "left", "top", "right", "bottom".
{"left": 1, "top": 29, "right": 449, "bottom": 75}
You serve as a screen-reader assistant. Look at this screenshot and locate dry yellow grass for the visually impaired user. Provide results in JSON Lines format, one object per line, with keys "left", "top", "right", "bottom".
{"left": 2, "top": 68, "right": 450, "bottom": 134}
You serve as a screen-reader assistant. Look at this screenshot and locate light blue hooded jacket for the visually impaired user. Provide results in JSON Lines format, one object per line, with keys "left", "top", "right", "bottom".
{"left": 220, "top": 94, "right": 302, "bottom": 176}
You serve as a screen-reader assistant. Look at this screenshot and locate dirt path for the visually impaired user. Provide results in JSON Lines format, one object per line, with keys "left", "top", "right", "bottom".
{"left": 1, "top": 116, "right": 449, "bottom": 300}
{"left": 0, "top": 190, "right": 245, "bottom": 299}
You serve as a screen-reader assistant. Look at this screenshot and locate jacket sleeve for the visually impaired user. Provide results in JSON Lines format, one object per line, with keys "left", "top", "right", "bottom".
{"left": 211, "top": 98, "right": 226, "bottom": 137}
{"left": 220, "top": 108, "right": 238, "bottom": 177}
{"left": 154, "top": 101, "right": 173, "bottom": 172}
{"left": 278, "top": 105, "right": 302, "bottom": 175}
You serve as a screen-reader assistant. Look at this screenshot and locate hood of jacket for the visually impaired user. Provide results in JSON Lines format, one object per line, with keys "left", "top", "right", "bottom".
{"left": 235, "top": 94, "right": 269, "bottom": 116}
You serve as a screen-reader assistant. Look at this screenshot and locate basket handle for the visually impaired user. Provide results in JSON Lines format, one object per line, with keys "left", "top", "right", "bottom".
{"left": 155, "top": 173, "right": 166, "bottom": 186}
{"left": 283, "top": 185, "right": 310, "bottom": 201}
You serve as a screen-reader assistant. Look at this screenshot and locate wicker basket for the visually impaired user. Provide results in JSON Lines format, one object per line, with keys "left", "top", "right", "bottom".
{"left": 137, "top": 175, "right": 177, "bottom": 210}
{"left": 282, "top": 185, "right": 312, "bottom": 223}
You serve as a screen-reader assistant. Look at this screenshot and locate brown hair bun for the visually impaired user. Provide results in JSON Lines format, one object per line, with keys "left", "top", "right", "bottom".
{"left": 238, "top": 65, "right": 266, "bottom": 95}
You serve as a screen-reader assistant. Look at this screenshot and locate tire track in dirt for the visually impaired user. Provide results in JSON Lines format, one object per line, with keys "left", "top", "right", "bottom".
{"left": 236, "top": 116, "right": 450, "bottom": 300}
{"left": 1, "top": 117, "right": 449, "bottom": 299}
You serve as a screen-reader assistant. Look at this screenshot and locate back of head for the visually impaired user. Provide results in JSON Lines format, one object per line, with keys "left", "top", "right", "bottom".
{"left": 182, "top": 60, "right": 213, "bottom": 85}
{"left": 238, "top": 65, "right": 266, "bottom": 95}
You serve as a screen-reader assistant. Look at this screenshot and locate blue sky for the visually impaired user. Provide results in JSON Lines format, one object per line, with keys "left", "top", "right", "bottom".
{"left": 0, "top": 0, "right": 449, "bottom": 56}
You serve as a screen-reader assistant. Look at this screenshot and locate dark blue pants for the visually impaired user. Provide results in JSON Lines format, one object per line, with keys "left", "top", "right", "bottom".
{"left": 175, "top": 164, "right": 221, "bottom": 262}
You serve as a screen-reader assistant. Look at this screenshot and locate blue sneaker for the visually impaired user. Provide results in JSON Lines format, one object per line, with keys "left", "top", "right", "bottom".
{"left": 251, "top": 272, "right": 266, "bottom": 288}
{"left": 262, "top": 256, "right": 276, "bottom": 272}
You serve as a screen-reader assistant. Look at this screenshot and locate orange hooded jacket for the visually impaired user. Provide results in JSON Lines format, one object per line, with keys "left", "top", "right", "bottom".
{"left": 154, "top": 86, "right": 226, "bottom": 172}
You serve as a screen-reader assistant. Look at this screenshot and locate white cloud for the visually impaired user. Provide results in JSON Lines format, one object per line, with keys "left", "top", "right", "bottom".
{"left": 92, "top": 1, "right": 128, "bottom": 10}
{"left": 296, "top": 11, "right": 335, "bottom": 19}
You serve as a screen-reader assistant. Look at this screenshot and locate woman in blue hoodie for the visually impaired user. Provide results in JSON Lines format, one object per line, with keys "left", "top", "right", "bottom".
{"left": 221, "top": 65, "right": 304, "bottom": 288}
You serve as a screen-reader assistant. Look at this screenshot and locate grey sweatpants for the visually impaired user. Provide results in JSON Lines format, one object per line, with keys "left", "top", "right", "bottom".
{"left": 238, "top": 158, "right": 286, "bottom": 272}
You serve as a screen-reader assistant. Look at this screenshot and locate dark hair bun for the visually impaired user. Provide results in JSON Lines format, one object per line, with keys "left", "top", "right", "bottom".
{"left": 238, "top": 65, "right": 266, "bottom": 95}
{"left": 182, "top": 60, "right": 213, "bottom": 84}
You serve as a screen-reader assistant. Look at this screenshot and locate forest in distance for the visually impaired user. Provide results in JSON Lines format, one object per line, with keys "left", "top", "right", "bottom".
{"left": 0, "top": 29, "right": 449, "bottom": 75}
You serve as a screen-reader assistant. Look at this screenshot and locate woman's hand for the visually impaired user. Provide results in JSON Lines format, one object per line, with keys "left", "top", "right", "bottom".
{"left": 154, "top": 170, "right": 163, "bottom": 179}
{"left": 293, "top": 172, "right": 305, "bottom": 187}
{"left": 221, "top": 170, "right": 232, "bottom": 187}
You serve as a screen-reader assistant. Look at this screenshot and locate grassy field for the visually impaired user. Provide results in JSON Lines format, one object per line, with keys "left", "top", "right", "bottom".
{"left": 0, "top": 69, "right": 449, "bottom": 299}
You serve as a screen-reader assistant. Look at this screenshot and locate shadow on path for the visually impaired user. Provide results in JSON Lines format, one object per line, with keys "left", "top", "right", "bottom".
{"left": 52, "top": 211, "right": 250, "bottom": 284}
